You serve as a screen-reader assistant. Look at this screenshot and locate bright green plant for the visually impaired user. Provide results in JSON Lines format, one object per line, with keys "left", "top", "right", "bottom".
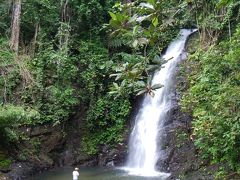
{"left": 0, "top": 152, "right": 11, "bottom": 169}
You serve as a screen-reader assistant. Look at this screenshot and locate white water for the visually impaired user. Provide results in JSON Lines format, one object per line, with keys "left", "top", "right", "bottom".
{"left": 124, "top": 29, "right": 195, "bottom": 177}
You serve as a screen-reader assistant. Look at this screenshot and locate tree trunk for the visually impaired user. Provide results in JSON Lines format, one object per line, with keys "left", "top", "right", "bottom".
{"left": 59, "top": 0, "right": 70, "bottom": 50}
{"left": 10, "top": 0, "right": 21, "bottom": 53}
{"left": 0, "top": 68, "right": 7, "bottom": 104}
{"left": 30, "top": 23, "right": 39, "bottom": 56}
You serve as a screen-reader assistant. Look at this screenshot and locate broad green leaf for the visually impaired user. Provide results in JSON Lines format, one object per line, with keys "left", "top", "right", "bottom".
{"left": 152, "top": 17, "right": 158, "bottom": 27}
{"left": 109, "top": 12, "right": 117, "bottom": 21}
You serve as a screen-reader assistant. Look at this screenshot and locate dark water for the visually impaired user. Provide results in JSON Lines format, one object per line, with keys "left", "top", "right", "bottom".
{"left": 29, "top": 167, "right": 168, "bottom": 180}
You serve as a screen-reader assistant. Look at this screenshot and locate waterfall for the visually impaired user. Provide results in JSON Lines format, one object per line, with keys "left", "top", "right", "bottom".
{"left": 124, "top": 29, "right": 195, "bottom": 177}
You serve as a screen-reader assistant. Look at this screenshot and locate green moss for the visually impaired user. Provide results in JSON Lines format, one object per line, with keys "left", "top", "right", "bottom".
{"left": 0, "top": 151, "right": 11, "bottom": 169}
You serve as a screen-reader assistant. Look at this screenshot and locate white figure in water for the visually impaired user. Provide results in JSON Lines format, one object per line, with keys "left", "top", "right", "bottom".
{"left": 72, "top": 167, "right": 79, "bottom": 180}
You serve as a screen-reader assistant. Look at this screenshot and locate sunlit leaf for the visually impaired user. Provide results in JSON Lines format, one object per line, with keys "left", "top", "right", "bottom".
{"left": 139, "top": 3, "right": 154, "bottom": 9}
{"left": 152, "top": 17, "right": 158, "bottom": 27}
{"left": 138, "top": 38, "right": 149, "bottom": 45}
{"left": 109, "top": 12, "right": 117, "bottom": 21}
{"left": 136, "top": 15, "right": 151, "bottom": 22}
{"left": 132, "top": 39, "right": 138, "bottom": 48}
{"left": 113, "top": 82, "right": 119, "bottom": 89}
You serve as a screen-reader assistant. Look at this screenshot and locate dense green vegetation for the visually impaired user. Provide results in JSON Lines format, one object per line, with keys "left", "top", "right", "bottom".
{"left": 0, "top": 0, "right": 127, "bottom": 155}
{"left": 182, "top": 27, "right": 240, "bottom": 175}
{"left": 0, "top": 0, "right": 240, "bottom": 178}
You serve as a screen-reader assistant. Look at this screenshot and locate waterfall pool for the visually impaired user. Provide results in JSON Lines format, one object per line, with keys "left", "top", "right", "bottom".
{"left": 28, "top": 166, "right": 169, "bottom": 180}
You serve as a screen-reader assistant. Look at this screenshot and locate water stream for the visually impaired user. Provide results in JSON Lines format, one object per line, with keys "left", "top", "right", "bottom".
{"left": 124, "top": 29, "right": 195, "bottom": 177}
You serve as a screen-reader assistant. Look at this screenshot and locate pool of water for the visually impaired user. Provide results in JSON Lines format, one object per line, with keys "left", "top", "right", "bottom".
{"left": 28, "top": 167, "right": 169, "bottom": 180}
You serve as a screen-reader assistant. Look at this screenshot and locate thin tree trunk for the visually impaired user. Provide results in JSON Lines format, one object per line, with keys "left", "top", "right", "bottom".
{"left": 10, "top": 0, "right": 21, "bottom": 53}
{"left": 59, "top": 0, "right": 70, "bottom": 50}
{"left": 0, "top": 68, "right": 7, "bottom": 104}
{"left": 30, "top": 23, "right": 39, "bottom": 56}
{"left": 62, "top": 0, "right": 69, "bottom": 22}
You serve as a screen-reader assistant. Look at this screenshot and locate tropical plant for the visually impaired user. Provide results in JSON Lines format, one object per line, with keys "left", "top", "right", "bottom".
{"left": 181, "top": 25, "right": 240, "bottom": 175}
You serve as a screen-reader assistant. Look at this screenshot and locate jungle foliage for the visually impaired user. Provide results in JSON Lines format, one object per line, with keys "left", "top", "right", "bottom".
{"left": 181, "top": 26, "right": 240, "bottom": 175}
{"left": 0, "top": 0, "right": 240, "bottom": 177}
{"left": 108, "top": 0, "right": 240, "bottom": 177}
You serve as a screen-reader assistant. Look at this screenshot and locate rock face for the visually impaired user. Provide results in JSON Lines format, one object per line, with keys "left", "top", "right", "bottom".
{"left": 5, "top": 124, "right": 65, "bottom": 179}
{"left": 155, "top": 95, "right": 201, "bottom": 179}
{"left": 97, "top": 142, "right": 127, "bottom": 167}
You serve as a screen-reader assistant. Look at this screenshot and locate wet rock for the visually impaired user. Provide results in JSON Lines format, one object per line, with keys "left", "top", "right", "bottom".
{"left": 95, "top": 142, "right": 128, "bottom": 167}
{"left": 7, "top": 162, "right": 40, "bottom": 179}
{"left": 106, "top": 161, "right": 114, "bottom": 167}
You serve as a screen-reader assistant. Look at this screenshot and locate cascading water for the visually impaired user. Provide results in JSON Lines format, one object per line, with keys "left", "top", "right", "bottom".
{"left": 124, "top": 29, "right": 196, "bottom": 177}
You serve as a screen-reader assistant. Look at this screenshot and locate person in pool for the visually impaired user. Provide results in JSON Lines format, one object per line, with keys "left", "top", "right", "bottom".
{"left": 72, "top": 167, "right": 79, "bottom": 180}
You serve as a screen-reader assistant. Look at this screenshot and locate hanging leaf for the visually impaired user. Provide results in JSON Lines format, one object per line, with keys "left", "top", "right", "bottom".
{"left": 109, "top": 12, "right": 117, "bottom": 21}
{"left": 136, "top": 81, "right": 146, "bottom": 87}
{"left": 132, "top": 39, "right": 138, "bottom": 48}
{"left": 113, "top": 82, "right": 119, "bottom": 89}
{"left": 151, "top": 84, "right": 163, "bottom": 90}
{"left": 149, "top": 91, "right": 155, "bottom": 97}
{"left": 153, "top": 55, "right": 161, "bottom": 63}
{"left": 109, "top": 73, "right": 119, "bottom": 77}
{"left": 152, "top": 17, "right": 158, "bottom": 27}
{"left": 136, "top": 89, "right": 147, "bottom": 96}
{"left": 133, "top": 25, "right": 139, "bottom": 35}
{"left": 147, "top": 75, "right": 153, "bottom": 85}
{"left": 115, "top": 74, "right": 122, "bottom": 81}
{"left": 146, "top": 64, "right": 160, "bottom": 72}
{"left": 136, "top": 15, "right": 151, "bottom": 22}
{"left": 139, "top": 3, "right": 154, "bottom": 10}
{"left": 138, "top": 38, "right": 149, "bottom": 45}
{"left": 99, "top": 64, "right": 105, "bottom": 69}
{"left": 129, "top": 14, "right": 138, "bottom": 23}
